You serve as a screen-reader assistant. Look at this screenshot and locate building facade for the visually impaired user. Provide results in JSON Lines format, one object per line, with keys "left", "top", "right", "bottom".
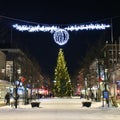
{"left": 0, "top": 48, "right": 44, "bottom": 100}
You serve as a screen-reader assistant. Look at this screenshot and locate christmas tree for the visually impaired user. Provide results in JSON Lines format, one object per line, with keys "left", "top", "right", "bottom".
{"left": 53, "top": 48, "right": 72, "bottom": 97}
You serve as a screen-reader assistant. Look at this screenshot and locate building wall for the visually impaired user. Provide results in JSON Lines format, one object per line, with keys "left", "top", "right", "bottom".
{"left": 0, "top": 51, "right": 6, "bottom": 79}
{"left": 0, "top": 80, "right": 10, "bottom": 99}
{"left": 0, "top": 48, "right": 44, "bottom": 87}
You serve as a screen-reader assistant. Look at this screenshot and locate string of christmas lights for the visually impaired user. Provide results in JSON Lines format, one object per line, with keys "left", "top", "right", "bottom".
{"left": 12, "top": 23, "right": 110, "bottom": 32}
{"left": 0, "top": 15, "right": 112, "bottom": 46}
{"left": 12, "top": 23, "right": 110, "bottom": 46}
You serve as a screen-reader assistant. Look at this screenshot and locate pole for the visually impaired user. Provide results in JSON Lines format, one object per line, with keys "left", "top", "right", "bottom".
{"left": 10, "top": 73, "right": 12, "bottom": 86}
{"left": 24, "top": 85, "right": 28, "bottom": 105}
{"left": 111, "top": 18, "right": 116, "bottom": 100}
{"left": 85, "top": 78, "right": 87, "bottom": 99}
{"left": 97, "top": 60, "right": 101, "bottom": 102}
{"left": 10, "top": 28, "right": 13, "bottom": 46}
{"left": 30, "top": 80, "right": 33, "bottom": 101}
{"left": 104, "top": 68, "right": 109, "bottom": 107}
{"left": 15, "top": 85, "right": 18, "bottom": 108}
{"left": 113, "top": 74, "right": 116, "bottom": 98}
{"left": 111, "top": 19, "right": 113, "bottom": 44}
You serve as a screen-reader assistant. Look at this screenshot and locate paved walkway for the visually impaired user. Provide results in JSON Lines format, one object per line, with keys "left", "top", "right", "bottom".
{"left": 0, "top": 98, "right": 120, "bottom": 120}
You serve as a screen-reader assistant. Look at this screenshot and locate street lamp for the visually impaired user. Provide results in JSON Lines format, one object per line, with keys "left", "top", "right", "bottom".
{"left": 36, "top": 80, "right": 40, "bottom": 99}
{"left": 97, "top": 59, "right": 102, "bottom": 102}
{"left": 102, "top": 68, "right": 109, "bottom": 107}
{"left": 84, "top": 77, "right": 87, "bottom": 99}
{"left": 14, "top": 68, "right": 21, "bottom": 108}
{"left": 112, "top": 73, "right": 116, "bottom": 99}
{"left": 29, "top": 76, "right": 34, "bottom": 101}
{"left": 14, "top": 80, "right": 20, "bottom": 108}
{"left": 1, "top": 68, "right": 5, "bottom": 80}
{"left": 104, "top": 69, "right": 108, "bottom": 91}
{"left": 17, "top": 69, "right": 21, "bottom": 75}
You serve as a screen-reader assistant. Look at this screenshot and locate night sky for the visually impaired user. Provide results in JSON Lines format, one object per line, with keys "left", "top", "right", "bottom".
{"left": 0, "top": 0, "right": 120, "bottom": 78}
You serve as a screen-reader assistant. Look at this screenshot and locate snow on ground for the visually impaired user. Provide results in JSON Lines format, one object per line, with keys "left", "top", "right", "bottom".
{"left": 0, "top": 98, "right": 120, "bottom": 120}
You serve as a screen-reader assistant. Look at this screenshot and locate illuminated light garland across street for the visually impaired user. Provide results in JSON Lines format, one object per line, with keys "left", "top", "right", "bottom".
{"left": 12, "top": 23, "right": 110, "bottom": 46}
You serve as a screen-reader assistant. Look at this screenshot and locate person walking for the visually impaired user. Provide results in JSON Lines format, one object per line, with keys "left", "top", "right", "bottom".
{"left": 5, "top": 92, "right": 10, "bottom": 105}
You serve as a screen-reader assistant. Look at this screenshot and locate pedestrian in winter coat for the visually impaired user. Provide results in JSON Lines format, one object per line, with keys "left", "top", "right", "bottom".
{"left": 5, "top": 92, "right": 10, "bottom": 105}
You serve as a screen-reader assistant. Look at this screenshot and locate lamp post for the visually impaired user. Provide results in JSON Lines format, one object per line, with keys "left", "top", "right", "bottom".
{"left": 37, "top": 80, "right": 40, "bottom": 99}
{"left": 103, "top": 68, "right": 109, "bottom": 107}
{"left": 14, "top": 68, "right": 21, "bottom": 108}
{"left": 97, "top": 59, "right": 103, "bottom": 102}
{"left": 24, "top": 84, "right": 28, "bottom": 105}
{"left": 84, "top": 77, "right": 87, "bottom": 99}
{"left": 112, "top": 73, "right": 116, "bottom": 99}
{"left": 14, "top": 81, "right": 20, "bottom": 108}
{"left": 29, "top": 76, "right": 33, "bottom": 101}
{"left": 104, "top": 69, "right": 108, "bottom": 91}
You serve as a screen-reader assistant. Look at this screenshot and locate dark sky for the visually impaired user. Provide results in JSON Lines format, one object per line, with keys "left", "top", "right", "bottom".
{"left": 0, "top": 0, "right": 120, "bottom": 78}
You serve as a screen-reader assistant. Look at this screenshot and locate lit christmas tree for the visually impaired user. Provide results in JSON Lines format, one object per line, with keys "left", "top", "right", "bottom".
{"left": 53, "top": 48, "right": 72, "bottom": 97}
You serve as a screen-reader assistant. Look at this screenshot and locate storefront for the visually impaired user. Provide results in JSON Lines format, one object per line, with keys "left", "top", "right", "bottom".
{"left": 0, "top": 80, "right": 11, "bottom": 100}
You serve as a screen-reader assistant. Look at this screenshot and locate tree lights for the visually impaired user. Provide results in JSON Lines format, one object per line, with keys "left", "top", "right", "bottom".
{"left": 12, "top": 23, "right": 110, "bottom": 46}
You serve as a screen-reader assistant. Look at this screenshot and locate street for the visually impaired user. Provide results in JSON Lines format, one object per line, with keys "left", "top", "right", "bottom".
{"left": 0, "top": 98, "right": 120, "bottom": 120}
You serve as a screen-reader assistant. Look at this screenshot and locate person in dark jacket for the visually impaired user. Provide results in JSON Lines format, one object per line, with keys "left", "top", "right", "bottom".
{"left": 5, "top": 92, "right": 10, "bottom": 105}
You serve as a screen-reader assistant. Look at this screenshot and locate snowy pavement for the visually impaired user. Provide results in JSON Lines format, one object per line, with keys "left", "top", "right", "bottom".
{"left": 0, "top": 98, "right": 120, "bottom": 120}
